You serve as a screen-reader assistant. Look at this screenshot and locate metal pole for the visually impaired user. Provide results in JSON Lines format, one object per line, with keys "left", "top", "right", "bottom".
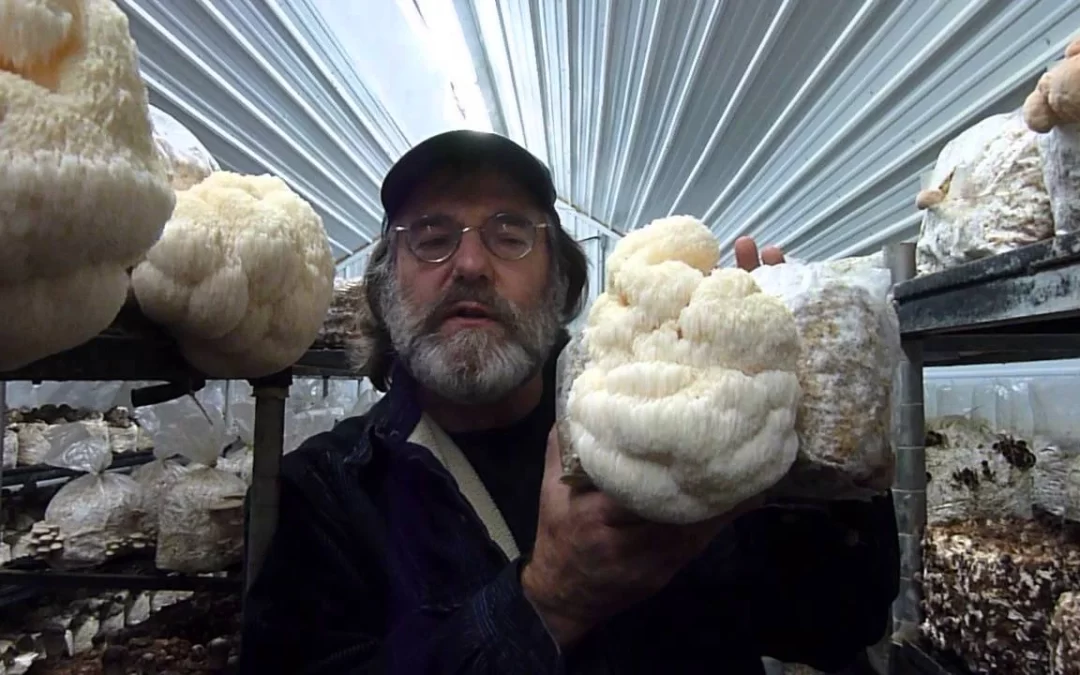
{"left": 244, "top": 379, "right": 289, "bottom": 593}
{"left": 0, "top": 383, "right": 6, "bottom": 551}
{"left": 884, "top": 242, "right": 926, "bottom": 644}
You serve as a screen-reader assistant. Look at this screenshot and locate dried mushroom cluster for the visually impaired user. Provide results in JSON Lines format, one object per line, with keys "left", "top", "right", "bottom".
{"left": 314, "top": 277, "right": 381, "bottom": 376}
{"left": 317, "top": 278, "right": 379, "bottom": 370}
{"left": 1050, "top": 592, "right": 1080, "bottom": 675}
{"left": 24, "top": 522, "right": 64, "bottom": 560}
{"left": 922, "top": 518, "right": 1080, "bottom": 675}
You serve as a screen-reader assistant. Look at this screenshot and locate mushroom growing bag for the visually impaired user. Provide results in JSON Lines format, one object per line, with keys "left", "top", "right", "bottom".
{"left": 556, "top": 216, "right": 803, "bottom": 524}
{"left": 915, "top": 111, "right": 1054, "bottom": 274}
{"left": 129, "top": 440, "right": 188, "bottom": 540}
{"left": 751, "top": 256, "right": 901, "bottom": 500}
{"left": 42, "top": 422, "right": 145, "bottom": 566}
{"left": 924, "top": 416, "right": 1035, "bottom": 524}
{"left": 148, "top": 396, "right": 247, "bottom": 573}
{"left": 1035, "top": 124, "right": 1080, "bottom": 235}
{"left": 217, "top": 398, "right": 255, "bottom": 485}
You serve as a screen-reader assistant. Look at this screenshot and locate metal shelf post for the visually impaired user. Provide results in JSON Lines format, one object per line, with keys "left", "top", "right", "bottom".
{"left": 886, "top": 243, "right": 927, "bottom": 643}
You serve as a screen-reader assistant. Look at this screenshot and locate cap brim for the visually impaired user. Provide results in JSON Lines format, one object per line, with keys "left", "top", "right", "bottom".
{"left": 380, "top": 130, "right": 557, "bottom": 228}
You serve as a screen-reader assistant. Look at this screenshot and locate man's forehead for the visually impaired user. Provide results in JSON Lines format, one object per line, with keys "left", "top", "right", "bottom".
{"left": 397, "top": 169, "right": 541, "bottom": 217}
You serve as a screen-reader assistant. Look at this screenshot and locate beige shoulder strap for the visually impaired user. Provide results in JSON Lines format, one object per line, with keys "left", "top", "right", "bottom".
{"left": 407, "top": 414, "right": 521, "bottom": 561}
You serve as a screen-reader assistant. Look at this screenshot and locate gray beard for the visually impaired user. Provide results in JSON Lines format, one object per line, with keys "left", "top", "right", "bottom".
{"left": 381, "top": 277, "right": 565, "bottom": 405}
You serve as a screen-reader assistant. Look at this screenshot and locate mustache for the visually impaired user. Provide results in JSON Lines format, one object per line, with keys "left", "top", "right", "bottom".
{"left": 420, "top": 281, "right": 520, "bottom": 334}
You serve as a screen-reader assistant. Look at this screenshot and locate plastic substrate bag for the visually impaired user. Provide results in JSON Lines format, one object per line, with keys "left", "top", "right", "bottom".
{"left": 147, "top": 395, "right": 247, "bottom": 574}
{"left": 42, "top": 422, "right": 145, "bottom": 566}
{"left": 751, "top": 256, "right": 901, "bottom": 500}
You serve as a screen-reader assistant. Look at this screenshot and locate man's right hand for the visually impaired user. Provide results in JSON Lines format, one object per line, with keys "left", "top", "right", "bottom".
{"left": 521, "top": 429, "right": 737, "bottom": 647}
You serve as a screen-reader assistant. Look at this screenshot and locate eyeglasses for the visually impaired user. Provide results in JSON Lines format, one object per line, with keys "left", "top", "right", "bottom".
{"left": 393, "top": 212, "right": 549, "bottom": 264}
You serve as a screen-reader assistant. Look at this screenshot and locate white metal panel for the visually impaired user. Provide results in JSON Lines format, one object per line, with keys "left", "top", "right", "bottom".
{"left": 336, "top": 245, "right": 374, "bottom": 281}
{"left": 116, "top": 0, "right": 427, "bottom": 261}
{"left": 456, "top": 0, "right": 1080, "bottom": 262}
{"left": 556, "top": 204, "right": 609, "bottom": 328}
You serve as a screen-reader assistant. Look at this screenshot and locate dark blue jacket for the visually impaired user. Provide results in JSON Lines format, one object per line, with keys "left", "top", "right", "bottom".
{"left": 239, "top": 358, "right": 900, "bottom": 674}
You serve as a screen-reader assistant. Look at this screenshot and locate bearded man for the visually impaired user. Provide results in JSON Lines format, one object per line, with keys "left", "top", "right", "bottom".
{"left": 239, "top": 130, "right": 900, "bottom": 674}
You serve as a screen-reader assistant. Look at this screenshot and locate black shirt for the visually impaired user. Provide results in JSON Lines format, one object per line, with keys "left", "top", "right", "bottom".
{"left": 449, "top": 373, "right": 554, "bottom": 554}
{"left": 239, "top": 343, "right": 900, "bottom": 675}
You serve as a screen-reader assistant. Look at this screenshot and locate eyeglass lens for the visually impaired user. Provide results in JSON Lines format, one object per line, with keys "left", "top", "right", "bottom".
{"left": 407, "top": 213, "right": 539, "bottom": 262}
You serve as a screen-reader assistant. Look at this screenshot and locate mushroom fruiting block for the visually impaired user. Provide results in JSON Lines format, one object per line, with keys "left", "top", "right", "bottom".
{"left": 922, "top": 518, "right": 1080, "bottom": 675}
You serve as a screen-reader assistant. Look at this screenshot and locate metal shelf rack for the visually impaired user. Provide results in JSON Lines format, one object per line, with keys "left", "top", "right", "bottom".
{"left": 884, "top": 231, "right": 1080, "bottom": 674}
{"left": 0, "top": 302, "right": 358, "bottom": 598}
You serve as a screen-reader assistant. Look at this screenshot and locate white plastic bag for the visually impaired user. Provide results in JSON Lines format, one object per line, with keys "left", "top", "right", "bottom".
{"left": 130, "top": 445, "right": 188, "bottom": 539}
{"left": 107, "top": 421, "right": 153, "bottom": 454}
{"left": 1036, "top": 123, "right": 1080, "bottom": 235}
{"left": 751, "top": 257, "right": 901, "bottom": 500}
{"left": 284, "top": 378, "right": 350, "bottom": 453}
{"left": 148, "top": 396, "right": 247, "bottom": 573}
{"left": 349, "top": 383, "right": 383, "bottom": 418}
{"left": 217, "top": 443, "right": 253, "bottom": 486}
{"left": 14, "top": 419, "right": 108, "bottom": 467}
{"left": 218, "top": 399, "right": 254, "bottom": 485}
{"left": 14, "top": 421, "right": 49, "bottom": 466}
{"left": 2, "top": 426, "right": 15, "bottom": 470}
{"left": 149, "top": 105, "right": 219, "bottom": 191}
{"left": 42, "top": 423, "right": 145, "bottom": 565}
{"left": 555, "top": 330, "right": 592, "bottom": 482}
{"left": 1066, "top": 455, "right": 1080, "bottom": 522}
{"left": 924, "top": 416, "right": 1035, "bottom": 524}
{"left": 915, "top": 111, "right": 1054, "bottom": 275}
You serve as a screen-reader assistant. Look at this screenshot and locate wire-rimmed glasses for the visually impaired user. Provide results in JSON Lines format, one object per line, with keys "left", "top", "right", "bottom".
{"left": 393, "top": 212, "right": 549, "bottom": 263}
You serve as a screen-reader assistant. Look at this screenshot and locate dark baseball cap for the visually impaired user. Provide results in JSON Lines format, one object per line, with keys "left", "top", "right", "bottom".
{"left": 379, "top": 130, "right": 558, "bottom": 231}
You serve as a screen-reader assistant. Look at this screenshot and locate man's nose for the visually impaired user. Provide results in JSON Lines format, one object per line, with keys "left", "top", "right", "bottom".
{"left": 450, "top": 229, "right": 494, "bottom": 280}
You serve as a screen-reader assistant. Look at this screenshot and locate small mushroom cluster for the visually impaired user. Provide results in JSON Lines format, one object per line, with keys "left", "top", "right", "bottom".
{"left": 103, "top": 532, "right": 154, "bottom": 560}
{"left": 25, "top": 522, "right": 64, "bottom": 559}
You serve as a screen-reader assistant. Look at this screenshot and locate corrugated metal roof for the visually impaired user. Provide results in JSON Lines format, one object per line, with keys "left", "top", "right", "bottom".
{"left": 118, "top": 0, "right": 1078, "bottom": 266}
{"left": 118, "top": 0, "right": 413, "bottom": 260}
{"left": 456, "top": 0, "right": 1080, "bottom": 262}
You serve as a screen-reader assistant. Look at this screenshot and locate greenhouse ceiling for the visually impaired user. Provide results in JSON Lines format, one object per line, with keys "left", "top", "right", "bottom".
{"left": 117, "top": 0, "right": 1080, "bottom": 265}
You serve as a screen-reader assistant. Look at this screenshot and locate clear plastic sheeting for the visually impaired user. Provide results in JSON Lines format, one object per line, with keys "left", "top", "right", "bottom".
{"left": 4, "top": 381, "right": 131, "bottom": 413}
{"left": 42, "top": 423, "right": 145, "bottom": 566}
{"left": 283, "top": 378, "right": 375, "bottom": 453}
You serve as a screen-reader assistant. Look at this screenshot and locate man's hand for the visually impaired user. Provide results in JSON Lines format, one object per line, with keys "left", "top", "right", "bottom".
{"left": 522, "top": 430, "right": 745, "bottom": 647}
{"left": 521, "top": 236, "right": 783, "bottom": 647}
{"left": 733, "top": 235, "right": 785, "bottom": 270}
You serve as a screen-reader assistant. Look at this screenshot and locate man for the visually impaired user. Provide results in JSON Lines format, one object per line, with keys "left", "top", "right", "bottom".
{"left": 240, "top": 130, "right": 900, "bottom": 674}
